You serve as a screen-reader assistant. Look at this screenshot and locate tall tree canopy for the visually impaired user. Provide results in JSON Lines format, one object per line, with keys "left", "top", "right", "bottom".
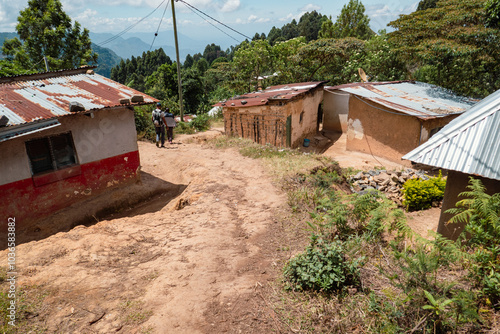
{"left": 389, "top": 0, "right": 500, "bottom": 97}
{"left": 297, "top": 11, "right": 329, "bottom": 41}
{"left": 2, "top": 0, "right": 96, "bottom": 72}
{"left": 417, "top": 0, "right": 439, "bottom": 11}
{"left": 485, "top": 0, "right": 500, "bottom": 28}
{"left": 330, "top": 0, "right": 374, "bottom": 40}
{"left": 203, "top": 43, "right": 226, "bottom": 65}
{"left": 318, "top": 16, "right": 335, "bottom": 39}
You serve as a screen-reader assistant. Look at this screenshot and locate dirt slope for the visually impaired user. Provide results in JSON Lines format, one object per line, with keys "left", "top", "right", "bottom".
{"left": 2, "top": 131, "right": 286, "bottom": 333}
{"left": 1, "top": 130, "right": 439, "bottom": 333}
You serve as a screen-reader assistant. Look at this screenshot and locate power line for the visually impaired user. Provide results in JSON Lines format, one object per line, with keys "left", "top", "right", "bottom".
{"left": 180, "top": 1, "right": 241, "bottom": 44}
{"left": 178, "top": 0, "right": 252, "bottom": 41}
{"left": 98, "top": 0, "right": 167, "bottom": 47}
{"left": 149, "top": 0, "right": 171, "bottom": 50}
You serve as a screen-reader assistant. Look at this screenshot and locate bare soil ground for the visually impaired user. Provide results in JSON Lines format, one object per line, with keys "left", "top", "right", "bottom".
{"left": 0, "top": 129, "right": 439, "bottom": 333}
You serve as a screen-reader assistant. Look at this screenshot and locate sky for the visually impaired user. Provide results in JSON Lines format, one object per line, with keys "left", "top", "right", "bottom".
{"left": 0, "top": 0, "right": 419, "bottom": 50}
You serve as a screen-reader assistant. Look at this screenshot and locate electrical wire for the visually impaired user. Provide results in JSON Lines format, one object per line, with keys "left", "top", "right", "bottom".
{"left": 28, "top": 57, "right": 47, "bottom": 73}
{"left": 149, "top": 0, "right": 171, "bottom": 50}
{"left": 178, "top": 0, "right": 252, "bottom": 40}
{"left": 98, "top": 0, "right": 167, "bottom": 47}
{"left": 179, "top": 1, "right": 241, "bottom": 44}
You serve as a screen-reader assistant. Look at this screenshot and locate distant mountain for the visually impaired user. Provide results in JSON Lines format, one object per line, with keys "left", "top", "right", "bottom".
{"left": 90, "top": 32, "right": 199, "bottom": 62}
{"left": 1, "top": 30, "right": 213, "bottom": 74}
{"left": 91, "top": 43, "right": 122, "bottom": 78}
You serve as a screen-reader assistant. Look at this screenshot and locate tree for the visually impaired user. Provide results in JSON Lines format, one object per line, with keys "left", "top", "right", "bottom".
{"left": 270, "top": 37, "right": 307, "bottom": 83}
{"left": 145, "top": 63, "right": 178, "bottom": 100}
{"left": 485, "top": 0, "right": 500, "bottom": 28}
{"left": 183, "top": 54, "right": 194, "bottom": 69}
{"left": 297, "top": 11, "right": 328, "bottom": 41}
{"left": 110, "top": 49, "right": 172, "bottom": 93}
{"left": 318, "top": 16, "right": 335, "bottom": 39}
{"left": 388, "top": 0, "right": 500, "bottom": 97}
{"left": 292, "top": 38, "right": 366, "bottom": 83}
{"left": 2, "top": 0, "right": 97, "bottom": 72}
{"left": 227, "top": 39, "right": 274, "bottom": 93}
{"left": 0, "top": 59, "right": 36, "bottom": 77}
{"left": 281, "top": 20, "right": 300, "bottom": 40}
{"left": 417, "top": 0, "right": 439, "bottom": 11}
{"left": 182, "top": 65, "right": 206, "bottom": 113}
{"left": 331, "top": 0, "right": 374, "bottom": 40}
{"left": 202, "top": 43, "right": 225, "bottom": 65}
{"left": 267, "top": 26, "right": 282, "bottom": 45}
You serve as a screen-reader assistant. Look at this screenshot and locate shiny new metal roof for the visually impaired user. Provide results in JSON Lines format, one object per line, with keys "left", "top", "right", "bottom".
{"left": 0, "top": 67, "right": 158, "bottom": 128}
{"left": 326, "top": 81, "right": 476, "bottom": 119}
{"left": 403, "top": 89, "right": 500, "bottom": 181}
{"left": 215, "top": 81, "right": 326, "bottom": 108}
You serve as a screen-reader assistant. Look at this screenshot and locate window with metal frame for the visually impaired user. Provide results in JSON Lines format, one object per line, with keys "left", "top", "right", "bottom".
{"left": 26, "top": 132, "right": 78, "bottom": 175}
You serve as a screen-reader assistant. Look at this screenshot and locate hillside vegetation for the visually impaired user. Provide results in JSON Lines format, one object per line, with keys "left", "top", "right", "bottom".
{"left": 110, "top": 0, "right": 500, "bottom": 116}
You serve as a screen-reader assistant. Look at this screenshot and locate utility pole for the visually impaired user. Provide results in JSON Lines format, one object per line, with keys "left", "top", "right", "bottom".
{"left": 171, "top": 0, "right": 184, "bottom": 122}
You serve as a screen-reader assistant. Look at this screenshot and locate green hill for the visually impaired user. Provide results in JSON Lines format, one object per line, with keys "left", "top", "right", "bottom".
{"left": 0, "top": 32, "right": 121, "bottom": 78}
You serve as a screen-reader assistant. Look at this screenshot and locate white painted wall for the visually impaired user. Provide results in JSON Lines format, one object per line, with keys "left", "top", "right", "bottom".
{"left": 71, "top": 108, "right": 138, "bottom": 164}
{"left": 0, "top": 107, "right": 138, "bottom": 186}
{"left": 323, "top": 89, "right": 350, "bottom": 132}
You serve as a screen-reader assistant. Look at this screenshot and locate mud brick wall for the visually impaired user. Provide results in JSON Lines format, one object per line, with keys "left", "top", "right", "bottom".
{"left": 224, "top": 110, "right": 288, "bottom": 147}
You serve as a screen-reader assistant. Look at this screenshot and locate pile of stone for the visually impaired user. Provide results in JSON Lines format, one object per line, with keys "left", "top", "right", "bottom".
{"left": 349, "top": 169, "right": 430, "bottom": 205}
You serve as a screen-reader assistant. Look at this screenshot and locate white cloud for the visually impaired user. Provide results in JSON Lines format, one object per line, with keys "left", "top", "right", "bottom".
{"left": 0, "top": 1, "right": 25, "bottom": 32}
{"left": 279, "top": 13, "right": 297, "bottom": 22}
{"left": 220, "top": 0, "right": 240, "bottom": 13}
{"left": 227, "top": 14, "right": 268, "bottom": 25}
{"left": 366, "top": 2, "right": 418, "bottom": 32}
{"left": 300, "top": 4, "right": 321, "bottom": 12}
{"left": 248, "top": 14, "right": 258, "bottom": 22}
{"left": 255, "top": 17, "right": 270, "bottom": 24}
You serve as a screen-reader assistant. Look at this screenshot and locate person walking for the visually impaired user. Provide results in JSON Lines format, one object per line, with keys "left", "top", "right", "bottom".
{"left": 164, "top": 107, "right": 175, "bottom": 144}
{"left": 152, "top": 102, "right": 167, "bottom": 147}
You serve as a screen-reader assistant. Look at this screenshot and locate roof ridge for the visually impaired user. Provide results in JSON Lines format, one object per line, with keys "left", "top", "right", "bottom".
{"left": 0, "top": 66, "right": 97, "bottom": 84}
{"left": 403, "top": 90, "right": 500, "bottom": 160}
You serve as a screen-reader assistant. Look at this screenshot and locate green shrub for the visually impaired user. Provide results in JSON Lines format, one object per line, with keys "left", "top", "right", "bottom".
{"left": 174, "top": 121, "right": 196, "bottom": 134}
{"left": 402, "top": 171, "right": 446, "bottom": 211}
{"left": 310, "top": 170, "right": 342, "bottom": 188}
{"left": 447, "top": 177, "right": 500, "bottom": 307}
{"left": 283, "top": 235, "right": 363, "bottom": 293}
{"left": 133, "top": 106, "right": 156, "bottom": 141}
{"left": 189, "top": 113, "right": 211, "bottom": 132}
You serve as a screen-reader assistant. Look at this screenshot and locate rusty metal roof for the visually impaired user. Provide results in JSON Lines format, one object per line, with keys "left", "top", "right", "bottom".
{"left": 403, "top": 89, "right": 500, "bottom": 181}
{"left": 0, "top": 67, "right": 158, "bottom": 128}
{"left": 326, "top": 81, "right": 476, "bottom": 119}
{"left": 215, "top": 81, "right": 326, "bottom": 108}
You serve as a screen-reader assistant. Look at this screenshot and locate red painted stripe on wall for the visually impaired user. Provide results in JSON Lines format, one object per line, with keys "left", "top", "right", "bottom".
{"left": 0, "top": 150, "right": 140, "bottom": 229}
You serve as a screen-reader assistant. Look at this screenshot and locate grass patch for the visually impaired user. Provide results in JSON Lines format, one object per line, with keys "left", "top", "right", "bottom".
{"left": 205, "top": 135, "right": 334, "bottom": 180}
{"left": 120, "top": 300, "right": 153, "bottom": 326}
{"left": 0, "top": 278, "right": 49, "bottom": 334}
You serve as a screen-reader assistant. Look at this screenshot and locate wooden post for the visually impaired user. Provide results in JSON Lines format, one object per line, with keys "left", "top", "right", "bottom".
{"left": 171, "top": 0, "right": 184, "bottom": 122}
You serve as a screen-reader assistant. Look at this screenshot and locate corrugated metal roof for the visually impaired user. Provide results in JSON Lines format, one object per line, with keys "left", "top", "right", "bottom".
{"left": 0, "top": 119, "right": 61, "bottom": 143}
{"left": 0, "top": 67, "right": 158, "bottom": 128}
{"left": 403, "top": 89, "right": 500, "bottom": 181}
{"left": 326, "top": 81, "right": 476, "bottom": 119}
{"left": 215, "top": 81, "right": 325, "bottom": 108}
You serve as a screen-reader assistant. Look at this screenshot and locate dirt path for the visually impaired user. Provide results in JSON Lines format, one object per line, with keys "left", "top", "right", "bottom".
{"left": 3, "top": 131, "right": 286, "bottom": 333}
{"left": 1, "top": 129, "right": 439, "bottom": 333}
